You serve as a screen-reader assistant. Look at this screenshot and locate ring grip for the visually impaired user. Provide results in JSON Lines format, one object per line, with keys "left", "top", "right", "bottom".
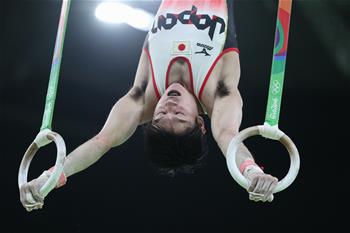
{"left": 226, "top": 126, "right": 300, "bottom": 193}
{"left": 18, "top": 130, "right": 66, "bottom": 198}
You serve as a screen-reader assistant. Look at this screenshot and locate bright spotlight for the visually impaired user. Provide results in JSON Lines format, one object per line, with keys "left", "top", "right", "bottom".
{"left": 125, "top": 8, "right": 154, "bottom": 31}
{"left": 95, "top": 2, "right": 131, "bottom": 24}
{"left": 95, "top": 2, "right": 154, "bottom": 31}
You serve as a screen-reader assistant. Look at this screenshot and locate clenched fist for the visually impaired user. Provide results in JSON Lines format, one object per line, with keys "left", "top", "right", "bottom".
{"left": 246, "top": 171, "right": 278, "bottom": 202}
{"left": 242, "top": 161, "right": 278, "bottom": 202}
{"left": 19, "top": 171, "right": 50, "bottom": 212}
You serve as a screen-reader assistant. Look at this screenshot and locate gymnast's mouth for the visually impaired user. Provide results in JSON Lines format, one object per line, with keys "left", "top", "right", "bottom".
{"left": 167, "top": 90, "right": 181, "bottom": 96}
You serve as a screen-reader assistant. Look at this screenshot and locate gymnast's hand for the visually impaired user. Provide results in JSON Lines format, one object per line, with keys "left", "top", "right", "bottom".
{"left": 19, "top": 171, "right": 50, "bottom": 212}
{"left": 244, "top": 167, "right": 278, "bottom": 202}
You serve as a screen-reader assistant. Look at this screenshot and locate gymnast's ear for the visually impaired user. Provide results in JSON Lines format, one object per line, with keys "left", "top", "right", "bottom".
{"left": 196, "top": 116, "right": 206, "bottom": 134}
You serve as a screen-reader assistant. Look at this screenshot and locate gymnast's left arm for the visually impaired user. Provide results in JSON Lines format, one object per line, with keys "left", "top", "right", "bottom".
{"left": 210, "top": 55, "right": 278, "bottom": 202}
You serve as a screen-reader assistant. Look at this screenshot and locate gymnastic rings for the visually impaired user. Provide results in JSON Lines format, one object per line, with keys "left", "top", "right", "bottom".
{"left": 226, "top": 125, "right": 300, "bottom": 193}
{"left": 226, "top": 0, "right": 300, "bottom": 194}
{"left": 18, "top": 0, "right": 70, "bottom": 203}
{"left": 18, "top": 129, "right": 66, "bottom": 198}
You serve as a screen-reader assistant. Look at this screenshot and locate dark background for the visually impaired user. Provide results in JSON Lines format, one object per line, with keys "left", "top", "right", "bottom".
{"left": 1, "top": 0, "right": 349, "bottom": 232}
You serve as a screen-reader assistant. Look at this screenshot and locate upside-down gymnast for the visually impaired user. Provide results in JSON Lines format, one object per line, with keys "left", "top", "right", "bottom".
{"left": 20, "top": 0, "right": 278, "bottom": 211}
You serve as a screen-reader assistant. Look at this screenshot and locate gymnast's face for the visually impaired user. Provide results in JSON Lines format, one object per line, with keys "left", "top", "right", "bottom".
{"left": 153, "top": 83, "right": 201, "bottom": 135}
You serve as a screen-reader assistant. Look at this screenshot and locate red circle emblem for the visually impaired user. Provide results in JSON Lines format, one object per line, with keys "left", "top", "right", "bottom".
{"left": 178, "top": 43, "right": 186, "bottom": 51}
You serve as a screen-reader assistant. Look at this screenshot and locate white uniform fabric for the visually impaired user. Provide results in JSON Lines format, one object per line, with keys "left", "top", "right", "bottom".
{"left": 144, "top": 0, "right": 238, "bottom": 100}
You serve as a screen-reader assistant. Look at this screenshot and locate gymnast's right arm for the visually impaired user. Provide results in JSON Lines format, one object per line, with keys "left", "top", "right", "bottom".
{"left": 20, "top": 51, "right": 153, "bottom": 211}
{"left": 62, "top": 50, "right": 152, "bottom": 178}
{"left": 19, "top": 90, "right": 145, "bottom": 211}
{"left": 63, "top": 87, "right": 146, "bottom": 177}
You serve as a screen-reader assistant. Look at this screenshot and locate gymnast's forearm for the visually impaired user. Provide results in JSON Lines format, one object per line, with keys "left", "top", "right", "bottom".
{"left": 62, "top": 136, "right": 110, "bottom": 177}
{"left": 62, "top": 93, "right": 143, "bottom": 177}
{"left": 216, "top": 128, "right": 255, "bottom": 166}
{"left": 211, "top": 89, "right": 256, "bottom": 167}
{"left": 236, "top": 143, "right": 255, "bottom": 166}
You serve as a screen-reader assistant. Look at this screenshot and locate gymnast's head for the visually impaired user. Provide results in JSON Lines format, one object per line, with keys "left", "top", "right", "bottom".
{"left": 144, "top": 83, "right": 209, "bottom": 177}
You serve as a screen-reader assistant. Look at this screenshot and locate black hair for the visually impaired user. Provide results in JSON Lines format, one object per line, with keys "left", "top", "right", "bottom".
{"left": 143, "top": 120, "right": 209, "bottom": 177}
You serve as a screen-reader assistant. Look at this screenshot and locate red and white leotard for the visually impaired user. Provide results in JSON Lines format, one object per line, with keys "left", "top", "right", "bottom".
{"left": 144, "top": 0, "right": 239, "bottom": 101}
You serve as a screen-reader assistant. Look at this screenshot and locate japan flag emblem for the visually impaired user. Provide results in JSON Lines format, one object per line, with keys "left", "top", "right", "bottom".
{"left": 172, "top": 41, "right": 191, "bottom": 55}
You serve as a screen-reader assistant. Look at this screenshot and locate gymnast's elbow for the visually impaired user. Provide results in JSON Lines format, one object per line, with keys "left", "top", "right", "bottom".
{"left": 92, "top": 133, "right": 115, "bottom": 153}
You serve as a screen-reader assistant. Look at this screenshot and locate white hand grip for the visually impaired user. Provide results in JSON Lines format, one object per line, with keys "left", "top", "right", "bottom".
{"left": 18, "top": 130, "right": 66, "bottom": 198}
{"left": 226, "top": 126, "right": 300, "bottom": 193}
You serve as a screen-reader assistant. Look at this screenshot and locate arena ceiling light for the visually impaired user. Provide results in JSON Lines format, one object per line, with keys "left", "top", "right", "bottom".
{"left": 95, "top": 1, "right": 154, "bottom": 31}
